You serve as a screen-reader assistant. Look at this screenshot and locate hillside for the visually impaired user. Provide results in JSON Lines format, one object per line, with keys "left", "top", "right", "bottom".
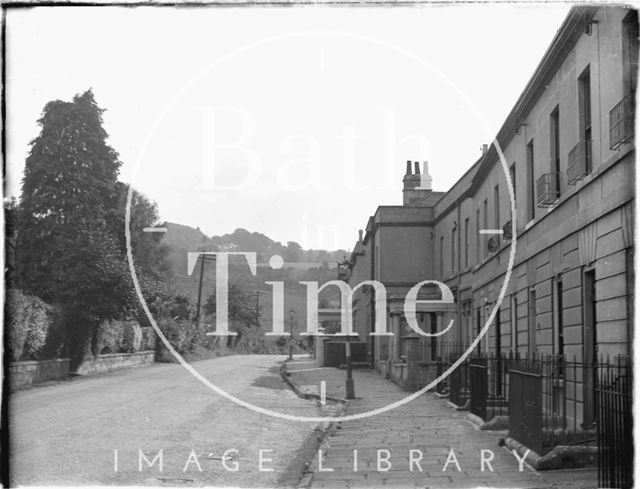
{"left": 162, "top": 222, "right": 346, "bottom": 272}
{"left": 161, "top": 223, "right": 346, "bottom": 328}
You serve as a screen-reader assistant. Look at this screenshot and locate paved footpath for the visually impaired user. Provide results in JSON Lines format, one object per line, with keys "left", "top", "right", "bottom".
{"left": 286, "top": 360, "right": 597, "bottom": 489}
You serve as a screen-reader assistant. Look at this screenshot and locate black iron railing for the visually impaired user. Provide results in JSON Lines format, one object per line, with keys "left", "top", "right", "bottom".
{"left": 502, "top": 220, "right": 513, "bottom": 241}
{"left": 509, "top": 361, "right": 544, "bottom": 454}
{"left": 487, "top": 235, "right": 500, "bottom": 253}
{"left": 536, "top": 172, "right": 561, "bottom": 207}
{"left": 597, "top": 358, "right": 633, "bottom": 489}
{"left": 449, "top": 358, "right": 469, "bottom": 408}
{"left": 469, "top": 357, "right": 488, "bottom": 420}
{"left": 442, "top": 352, "right": 633, "bottom": 465}
{"left": 609, "top": 95, "right": 635, "bottom": 150}
{"left": 568, "top": 139, "right": 592, "bottom": 185}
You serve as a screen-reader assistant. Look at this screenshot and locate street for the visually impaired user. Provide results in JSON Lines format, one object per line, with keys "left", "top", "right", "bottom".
{"left": 9, "top": 355, "right": 326, "bottom": 487}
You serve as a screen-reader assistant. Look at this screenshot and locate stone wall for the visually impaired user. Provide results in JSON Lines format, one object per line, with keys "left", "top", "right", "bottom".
{"left": 9, "top": 358, "right": 71, "bottom": 390}
{"left": 75, "top": 351, "right": 155, "bottom": 376}
{"left": 9, "top": 351, "right": 156, "bottom": 390}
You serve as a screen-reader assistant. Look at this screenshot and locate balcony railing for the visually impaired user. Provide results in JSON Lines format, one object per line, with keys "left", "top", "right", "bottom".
{"left": 502, "top": 220, "right": 513, "bottom": 241}
{"left": 487, "top": 235, "right": 500, "bottom": 253}
{"left": 536, "top": 172, "right": 561, "bottom": 207}
{"left": 567, "top": 140, "right": 592, "bottom": 185}
{"left": 609, "top": 95, "right": 635, "bottom": 150}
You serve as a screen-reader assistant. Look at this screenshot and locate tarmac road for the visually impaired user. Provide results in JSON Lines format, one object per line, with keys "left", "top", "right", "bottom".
{"left": 9, "top": 354, "right": 328, "bottom": 487}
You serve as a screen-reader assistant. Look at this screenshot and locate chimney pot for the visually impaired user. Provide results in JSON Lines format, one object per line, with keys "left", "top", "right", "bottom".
{"left": 358, "top": 229, "right": 363, "bottom": 242}
{"left": 414, "top": 161, "right": 421, "bottom": 174}
{"left": 406, "top": 160, "right": 412, "bottom": 175}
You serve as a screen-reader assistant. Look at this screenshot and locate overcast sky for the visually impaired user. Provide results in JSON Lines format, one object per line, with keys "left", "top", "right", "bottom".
{"left": 6, "top": 5, "right": 571, "bottom": 251}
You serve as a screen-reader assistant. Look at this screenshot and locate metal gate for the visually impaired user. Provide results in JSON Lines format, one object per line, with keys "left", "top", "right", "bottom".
{"left": 597, "top": 364, "right": 633, "bottom": 489}
{"left": 469, "top": 358, "right": 487, "bottom": 420}
{"left": 508, "top": 366, "right": 543, "bottom": 455}
{"left": 449, "top": 360, "right": 468, "bottom": 407}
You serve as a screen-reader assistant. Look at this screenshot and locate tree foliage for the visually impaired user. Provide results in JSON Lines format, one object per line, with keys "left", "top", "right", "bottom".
{"left": 203, "top": 281, "right": 263, "bottom": 328}
{"left": 13, "top": 89, "right": 176, "bottom": 368}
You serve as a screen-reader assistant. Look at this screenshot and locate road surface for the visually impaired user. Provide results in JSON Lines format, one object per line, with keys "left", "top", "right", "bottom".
{"left": 9, "top": 355, "right": 328, "bottom": 487}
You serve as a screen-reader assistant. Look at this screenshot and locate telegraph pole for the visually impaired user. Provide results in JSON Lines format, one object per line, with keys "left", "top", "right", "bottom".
{"left": 255, "top": 290, "right": 266, "bottom": 327}
{"left": 194, "top": 254, "right": 215, "bottom": 329}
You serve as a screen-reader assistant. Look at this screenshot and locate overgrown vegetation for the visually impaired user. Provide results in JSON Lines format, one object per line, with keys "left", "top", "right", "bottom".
{"left": 5, "top": 289, "right": 53, "bottom": 362}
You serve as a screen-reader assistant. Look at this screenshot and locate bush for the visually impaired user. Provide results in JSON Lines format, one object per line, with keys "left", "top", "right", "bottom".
{"left": 155, "top": 318, "right": 203, "bottom": 359}
{"left": 6, "top": 289, "right": 53, "bottom": 361}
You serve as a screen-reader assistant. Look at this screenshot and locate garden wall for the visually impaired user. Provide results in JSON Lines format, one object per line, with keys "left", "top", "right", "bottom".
{"left": 9, "top": 358, "right": 71, "bottom": 390}
{"left": 9, "top": 351, "right": 156, "bottom": 390}
{"left": 75, "top": 351, "right": 155, "bottom": 376}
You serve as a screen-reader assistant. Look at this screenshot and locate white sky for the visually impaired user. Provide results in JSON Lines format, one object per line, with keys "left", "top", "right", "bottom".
{"left": 6, "top": 5, "right": 571, "bottom": 251}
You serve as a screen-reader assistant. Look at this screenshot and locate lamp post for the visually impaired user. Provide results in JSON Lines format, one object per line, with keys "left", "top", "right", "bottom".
{"left": 338, "top": 257, "right": 355, "bottom": 400}
{"left": 289, "top": 308, "right": 295, "bottom": 361}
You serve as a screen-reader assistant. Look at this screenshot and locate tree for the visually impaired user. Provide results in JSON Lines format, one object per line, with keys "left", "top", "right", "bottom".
{"left": 285, "top": 241, "right": 303, "bottom": 262}
{"left": 203, "top": 281, "right": 262, "bottom": 326}
{"left": 109, "top": 182, "right": 172, "bottom": 281}
{"left": 203, "top": 282, "right": 264, "bottom": 346}
{"left": 15, "top": 90, "right": 130, "bottom": 368}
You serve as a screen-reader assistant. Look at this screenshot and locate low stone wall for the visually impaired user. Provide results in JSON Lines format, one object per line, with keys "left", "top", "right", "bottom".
{"left": 75, "top": 350, "right": 155, "bottom": 376}
{"left": 9, "top": 358, "right": 71, "bottom": 390}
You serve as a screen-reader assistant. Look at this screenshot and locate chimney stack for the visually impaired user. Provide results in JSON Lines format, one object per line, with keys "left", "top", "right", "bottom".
{"left": 481, "top": 144, "right": 489, "bottom": 155}
{"left": 358, "top": 229, "right": 363, "bottom": 242}
{"left": 418, "top": 160, "right": 432, "bottom": 190}
{"left": 403, "top": 159, "right": 432, "bottom": 205}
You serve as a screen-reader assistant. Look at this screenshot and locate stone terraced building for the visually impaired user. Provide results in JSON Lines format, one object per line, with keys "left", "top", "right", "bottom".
{"left": 343, "top": 6, "right": 636, "bottom": 429}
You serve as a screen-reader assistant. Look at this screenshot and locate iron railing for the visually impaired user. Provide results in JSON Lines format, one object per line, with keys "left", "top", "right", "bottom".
{"left": 469, "top": 357, "right": 488, "bottom": 420}
{"left": 449, "top": 359, "right": 469, "bottom": 407}
{"left": 536, "top": 172, "right": 561, "bottom": 207}
{"left": 609, "top": 95, "right": 635, "bottom": 150}
{"left": 597, "top": 358, "right": 633, "bottom": 489}
{"left": 487, "top": 235, "right": 500, "bottom": 253}
{"left": 502, "top": 220, "right": 513, "bottom": 241}
{"left": 443, "top": 352, "right": 632, "bottom": 464}
{"left": 568, "top": 139, "right": 592, "bottom": 185}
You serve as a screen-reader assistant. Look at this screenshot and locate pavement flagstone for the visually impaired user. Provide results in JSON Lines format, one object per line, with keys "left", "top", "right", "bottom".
{"left": 286, "top": 360, "right": 598, "bottom": 489}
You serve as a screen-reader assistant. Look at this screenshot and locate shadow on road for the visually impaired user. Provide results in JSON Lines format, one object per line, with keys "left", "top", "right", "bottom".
{"left": 251, "top": 364, "right": 287, "bottom": 390}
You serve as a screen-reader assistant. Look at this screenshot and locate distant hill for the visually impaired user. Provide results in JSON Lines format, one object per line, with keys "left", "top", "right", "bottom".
{"left": 160, "top": 222, "right": 346, "bottom": 333}
{"left": 161, "top": 222, "right": 214, "bottom": 251}
{"left": 161, "top": 221, "right": 346, "bottom": 298}
{"left": 162, "top": 222, "right": 346, "bottom": 268}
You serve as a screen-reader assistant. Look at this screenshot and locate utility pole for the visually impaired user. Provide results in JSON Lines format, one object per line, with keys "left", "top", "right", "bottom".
{"left": 194, "top": 254, "right": 215, "bottom": 329}
{"left": 255, "top": 290, "right": 266, "bottom": 327}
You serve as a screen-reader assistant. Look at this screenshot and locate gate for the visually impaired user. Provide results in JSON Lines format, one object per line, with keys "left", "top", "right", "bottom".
{"left": 449, "top": 359, "right": 468, "bottom": 407}
{"left": 597, "top": 364, "right": 633, "bottom": 489}
{"left": 508, "top": 366, "right": 543, "bottom": 455}
{"left": 469, "top": 358, "right": 487, "bottom": 420}
{"left": 324, "top": 342, "right": 367, "bottom": 367}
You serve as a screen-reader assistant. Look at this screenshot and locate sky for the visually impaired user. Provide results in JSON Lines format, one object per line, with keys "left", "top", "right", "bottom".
{"left": 6, "top": 5, "right": 571, "bottom": 251}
